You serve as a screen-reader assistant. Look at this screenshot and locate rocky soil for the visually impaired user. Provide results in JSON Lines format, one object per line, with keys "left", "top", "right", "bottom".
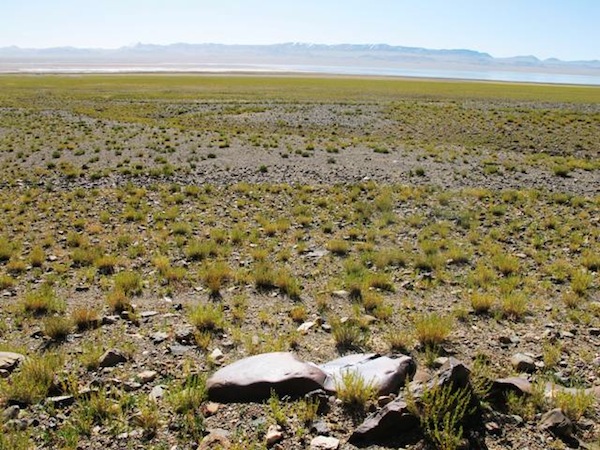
{"left": 0, "top": 75, "right": 598, "bottom": 450}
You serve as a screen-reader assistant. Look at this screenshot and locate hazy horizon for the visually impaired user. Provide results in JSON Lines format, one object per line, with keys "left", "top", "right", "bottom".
{"left": 1, "top": 0, "right": 599, "bottom": 61}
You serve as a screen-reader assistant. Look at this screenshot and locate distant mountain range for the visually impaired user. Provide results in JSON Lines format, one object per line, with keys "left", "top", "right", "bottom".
{"left": 1, "top": 42, "right": 599, "bottom": 77}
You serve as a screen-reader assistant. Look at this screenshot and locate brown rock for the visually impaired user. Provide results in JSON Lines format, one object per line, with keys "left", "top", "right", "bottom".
{"left": 198, "top": 428, "right": 231, "bottom": 449}
{"left": 136, "top": 370, "right": 157, "bottom": 384}
{"left": 207, "top": 352, "right": 327, "bottom": 403}
{"left": 539, "top": 408, "right": 573, "bottom": 439}
{"left": 202, "top": 402, "right": 220, "bottom": 416}
{"left": 320, "top": 353, "right": 415, "bottom": 396}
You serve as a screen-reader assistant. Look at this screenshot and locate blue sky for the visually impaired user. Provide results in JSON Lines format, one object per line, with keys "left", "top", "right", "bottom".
{"left": 1, "top": 0, "right": 598, "bottom": 60}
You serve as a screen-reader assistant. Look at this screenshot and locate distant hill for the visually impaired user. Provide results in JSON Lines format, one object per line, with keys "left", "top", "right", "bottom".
{"left": 1, "top": 42, "right": 599, "bottom": 76}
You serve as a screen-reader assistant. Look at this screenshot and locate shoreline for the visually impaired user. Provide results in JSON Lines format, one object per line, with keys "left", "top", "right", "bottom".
{"left": 1, "top": 69, "right": 600, "bottom": 88}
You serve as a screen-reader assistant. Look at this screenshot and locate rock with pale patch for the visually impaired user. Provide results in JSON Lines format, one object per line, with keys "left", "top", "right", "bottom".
{"left": 297, "top": 321, "right": 316, "bottom": 334}
{"left": 310, "top": 435, "right": 340, "bottom": 450}
{"left": 266, "top": 425, "right": 283, "bottom": 446}
{"left": 0, "top": 352, "right": 25, "bottom": 372}
{"left": 207, "top": 352, "right": 327, "bottom": 403}
{"left": 209, "top": 348, "right": 225, "bottom": 365}
{"left": 320, "top": 353, "right": 415, "bottom": 396}
{"left": 539, "top": 408, "right": 573, "bottom": 439}
{"left": 511, "top": 353, "right": 536, "bottom": 373}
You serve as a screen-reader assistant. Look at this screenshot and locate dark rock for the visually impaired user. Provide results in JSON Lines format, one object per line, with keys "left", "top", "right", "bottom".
{"left": 539, "top": 408, "right": 573, "bottom": 439}
{"left": 320, "top": 353, "right": 415, "bottom": 396}
{"left": 98, "top": 349, "right": 128, "bottom": 368}
{"left": 589, "top": 328, "right": 600, "bottom": 336}
{"left": 0, "top": 351, "right": 25, "bottom": 372}
{"left": 102, "top": 315, "right": 120, "bottom": 325}
{"left": 46, "top": 395, "right": 75, "bottom": 408}
{"left": 349, "top": 399, "right": 418, "bottom": 444}
{"left": 410, "top": 357, "right": 470, "bottom": 397}
{"left": 207, "top": 352, "right": 327, "bottom": 403}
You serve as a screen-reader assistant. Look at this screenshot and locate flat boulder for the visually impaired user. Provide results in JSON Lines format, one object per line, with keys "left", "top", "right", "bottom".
{"left": 320, "top": 353, "right": 415, "bottom": 396}
{"left": 0, "top": 352, "right": 25, "bottom": 372}
{"left": 207, "top": 352, "right": 327, "bottom": 403}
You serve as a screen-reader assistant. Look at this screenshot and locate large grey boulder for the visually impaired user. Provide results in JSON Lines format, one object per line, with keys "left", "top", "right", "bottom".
{"left": 320, "top": 353, "right": 415, "bottom": 396}
{"left": 207, "top": 352, "right": 327, "bottom": 403}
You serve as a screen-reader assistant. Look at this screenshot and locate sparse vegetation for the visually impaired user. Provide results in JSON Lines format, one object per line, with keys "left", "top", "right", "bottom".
{"left": 0, "top": 74, "right": 598, "bottom": 450}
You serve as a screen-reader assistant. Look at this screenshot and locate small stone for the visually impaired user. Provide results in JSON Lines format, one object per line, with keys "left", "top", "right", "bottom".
{"left": 46, "top": 395, "right": 75, "bottom": 408}
{"left": 202, "top": 402, "right": 220, "bottom": 416}
{"left": 511, "top": 353, "right": 536, "bottom": 373}
{"left": 123, "top": 381, "right": 142, "bottom": 392}
{"left": 198, "top": 428, "right": 231, "bottom": 450}
{"left": 209, "top": 348, "right": 225, "bottom": 364}
{"left": 98, "top": 349, "right": 128, "bottom": 368}
{"left": 377, "top": 395, "right": 394, "bottom": 407}
{"left": 102, "top": 315, "right": 119, "bottom": 325}
{"left": 168, "top": 345, "right": 192, "bottom": 356}
{"left": 310, "top": 420, "right": 330, "bottom": 436}
{"left": 137, "top": 370, "right": 158, "bottom": 384}
{"left": 310, "top": 436, "right": 340, "bottom": 450}
{"left": 432, "top": 357, "right": 449, "bottom": 369}
{"left": 265, "top": 425, "right": 283, "bottom": 446}
{"left": 2, "top": 405, "right": 20, "bottom": 421}
{"left": 485, "top": 421, "right": 501, "bottom": 436}
{"left": 140, "top": 311, "right": 159, "bottom": 318}
{"left": 589, "top": 328, "right": 600, "bottom": 336}
{"left": 151, "top": 332, "right": 169, "bottom": 344}
{"left": 331, "top": 290, "right": 349, "bottom": 299}
{"left": 4, "top": 418, "right": 28, "bottom": 431}
{"left": 297, "top": 321, "right": 316, "bottom": 334}
{"left": 149, "top": 385, "right": 165, "bottom": 402}
{"left": 175, "top": 326, "right": 195, "bottom": 344}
